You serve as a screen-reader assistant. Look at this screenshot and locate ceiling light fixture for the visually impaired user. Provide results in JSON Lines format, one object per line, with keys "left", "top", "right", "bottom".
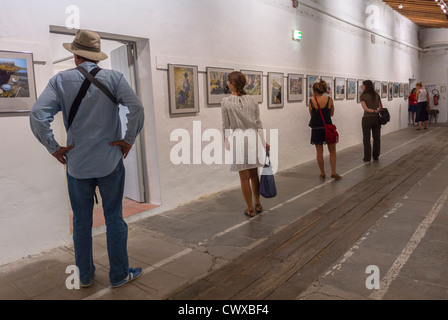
{"left": 398, "top": 4, "right": 403, "bottom": 9}
{"left": 436, "top": 0, "right": 448, "bottom": 14}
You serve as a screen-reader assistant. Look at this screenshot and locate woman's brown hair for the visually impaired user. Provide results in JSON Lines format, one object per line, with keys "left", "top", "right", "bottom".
{"left": 227, "top": 71, "right": 247, "bottom": 96}
{"left": 313, "top": 80, "right": 327, "bottom": 95}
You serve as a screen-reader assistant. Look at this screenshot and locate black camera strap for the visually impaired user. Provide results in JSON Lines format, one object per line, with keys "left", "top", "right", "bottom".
{"left": 67, "top": 67, "right": 102, "bottom": 130}
{"left": 67, "top": 67, "right": 118, "bottom": 130}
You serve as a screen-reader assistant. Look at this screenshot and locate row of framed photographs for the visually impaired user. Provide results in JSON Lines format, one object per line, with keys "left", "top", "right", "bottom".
{"left": 168, "top": 64, "right": 289, "bottom": 114}
{"left": 167, "top": 64, "right": 409, "bottom": 115}
{"left": 308, "top": 76, "right": 410, "bottom": 104}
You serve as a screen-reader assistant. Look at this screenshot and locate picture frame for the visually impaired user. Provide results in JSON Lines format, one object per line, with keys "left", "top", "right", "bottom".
{"left": 404, "top": 83, "right": 409, "bottom": 100}
{"left": 320, "top": 76, "right": 333, "bottom": 98}
{"left": 388, "top": 82, "right": 393, "bottom": 101}
{"left": 287, "top": 73, "right": 304, "bottom": 102}
{"left": 168, "top": 64, "right": 200, "bottom": 115}
{"left": 268, "top": 72, "right": 284, "bottom": 108}
{"left": 206, "top": 67, "right": 233, "bottom": 105}
{"left": 0, "top": 50, "right": 37, "bottom": 114}
{"left": 346, "top": 78, "right": 356, "bottom": 100}
{"left": 306, "top": 75, "right": 319, "bottom": 105}
{"left": 334, "top": 77, "right": 345, "bottom": 100}
{"left": 381, "top": 81, "right": 388, "bottom": 99}
{"left": 374, "top": 81, "right": 381, "bottom": 96}
{"left": 399, "top": 83, "right": 404, "bottom": 97}
{"left": 357, "top": 80, "right": 364, "bottom": 103}
{"left": 393, "top": 82, "right": 399, "bottom": 98}
{"left": 241, "top": 69, "right": 263, "bottom": 104}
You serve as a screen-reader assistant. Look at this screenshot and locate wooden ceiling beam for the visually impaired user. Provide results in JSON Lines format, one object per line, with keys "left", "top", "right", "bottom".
{"left": 383, "top": 0, "right": 448, "bottom": 28}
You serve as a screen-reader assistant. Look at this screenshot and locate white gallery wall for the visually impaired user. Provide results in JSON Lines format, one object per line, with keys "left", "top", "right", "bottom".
{"left": 0, "top": 0, "right": 435, "bottom": 266}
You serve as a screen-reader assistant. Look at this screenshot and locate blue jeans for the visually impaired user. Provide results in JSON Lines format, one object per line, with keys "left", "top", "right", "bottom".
{"left": 67, "top": 159, "right": 129, "bottom": 284}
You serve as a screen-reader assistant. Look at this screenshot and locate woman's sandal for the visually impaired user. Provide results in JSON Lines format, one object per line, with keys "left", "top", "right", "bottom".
{"left": 255, "top": 203, "right": 263, "bottom": 214}
{"left": 244, "top": 209, "right": 256, "bottom": 217}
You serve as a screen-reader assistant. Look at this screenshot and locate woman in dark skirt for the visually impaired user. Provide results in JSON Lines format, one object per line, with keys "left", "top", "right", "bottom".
{"left": 415, "top": 82, "right": 430, "bottom": 130}
{"left": 309, "top": 80, "right": 341, "bottom": 180}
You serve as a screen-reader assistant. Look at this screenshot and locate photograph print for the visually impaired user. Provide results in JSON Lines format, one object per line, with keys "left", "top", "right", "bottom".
{"left": 168, "top": 64, "right": 199, "bottom": 114}
{"left": 357, "top": 79, "right": 364, "bottom": 103}
{"left": 287, "top": 73, "right": 304, "bottom": 102}
{"left": 334, "top": 77, "right": 345, "bottom": 100}
{"left": 388, "top": 82, "right": 393, "bottom": 101}
{"left": 306, "top": 75, "right": 319, "bottom": 105}
{"left": 206, "top": 67, "right": 233, "bottom": 105}
{"left": 320, "top": 76, "right": 333, "bottom": 98}
{"left": 381, "top": 81, "right": 388, "bottom": 99}
{"left": 241, "top": 70, "right": 263, "bottom": 103}
{"left": 0, "top": 50, "right": 37, "bottom": 114}
{"left": 399, "top": 83, "right": 404, "bottom": 97}
{"left": 268, "top": 72, "right": 284, "bottom": 108}
{"left": 346, "top": 78, "right": 356, "bottom": 100}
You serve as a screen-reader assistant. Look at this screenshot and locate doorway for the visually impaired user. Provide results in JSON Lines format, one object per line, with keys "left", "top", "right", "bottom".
{"left": 49, "top": 27, "right": 160, "bottom": 231}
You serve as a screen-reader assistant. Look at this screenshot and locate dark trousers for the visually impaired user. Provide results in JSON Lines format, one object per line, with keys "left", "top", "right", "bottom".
{"left": 362, "top": 116, "right": 381, "bottom": 161}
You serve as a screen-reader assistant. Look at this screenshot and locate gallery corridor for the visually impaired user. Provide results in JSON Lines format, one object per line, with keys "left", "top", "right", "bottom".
{"left": 1, "top": 124, "right": 448, "bottom": 300}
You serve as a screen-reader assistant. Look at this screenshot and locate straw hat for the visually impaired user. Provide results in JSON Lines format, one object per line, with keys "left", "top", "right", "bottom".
{"left": 63, "top": 29, "right": 108, "bottom": 61}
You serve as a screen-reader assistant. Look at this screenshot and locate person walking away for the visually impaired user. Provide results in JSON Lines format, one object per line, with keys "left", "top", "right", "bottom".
{"left": 30, "top": 29, "right": 145, "bottom": 288}
{"left": 222, "top": 71, "right": 269, "bottom": 218}
{"left": 308, "top": 80, "right": 341, "bottom": 180}
{"left": 415, "top": 82, "right": 430, "bottom": 130}
{"left": 360, "top": 80, "right": 382, "bottom": 162}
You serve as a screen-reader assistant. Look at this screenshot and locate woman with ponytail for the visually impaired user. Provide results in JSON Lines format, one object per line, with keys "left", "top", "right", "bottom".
{"left": 222, "top": 71, "right": 270, "bottom": 217}
{"left": 309, "top": 80, "right": 341, "bottom": 180}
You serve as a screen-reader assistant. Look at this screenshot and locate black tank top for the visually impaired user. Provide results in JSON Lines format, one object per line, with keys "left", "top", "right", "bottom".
{"left": 309, "top": 97, "right": 333, "bottom": 128}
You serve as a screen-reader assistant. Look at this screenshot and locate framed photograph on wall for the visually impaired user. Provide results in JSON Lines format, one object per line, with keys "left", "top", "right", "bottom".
{"left": 241, "top": 70, "right": 263, "bottom": 103}
{"left": 268, "top": 72, "right": 284, "bottom": 108}
{"left": 357, "top": 80, "right": 364, "bottom": 103}
{"left": 374, "top": 81, "right": 381, "bottom": 96}
{"left": 320, "top": 76, "right": 333, "bottom": 98}
{"left": 306, "top": 75, "right": 319, "bottom": 105}
{"left": 0, "top": 50, "right": 37, "bottom": 114}
{"left": 381, "top": 81, "right": 388, "bottom": 99}
{"left": 399, "top": 83, "right": 404, "bottom": 97}
{"left": 206, "top": 67, "right": 233, "bottom": 105}
{"left": 393, "top": 82, "right": 399, "bottom": 98}
{"left": 287, "top": 73, "right": 304, "bottom": 102}
{"left": 404, "top": 83, "right": 409, "bottom": 100}
{"left": 388, "top": 82, "right": 393, "bottom": 101}
{"left": 334, "top": 77, "right": 345, "bottom": 100}
{"left": 346, "top": 78, "right": 356, "bottom": 100}
{"left": 168, "top": 64, "right": 199, "bottom": 115}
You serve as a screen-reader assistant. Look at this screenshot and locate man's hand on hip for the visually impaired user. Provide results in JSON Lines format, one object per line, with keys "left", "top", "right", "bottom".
{"left": 109, "top": 140, "right": 132, "bottom": 159}
{"left": 52, "top": 145, "right": 74, "bottom": 165}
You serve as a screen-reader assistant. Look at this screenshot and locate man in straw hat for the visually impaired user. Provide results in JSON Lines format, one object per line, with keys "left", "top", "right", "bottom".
{"left": 30, "top": 29, "right": 145, "bottom": 288}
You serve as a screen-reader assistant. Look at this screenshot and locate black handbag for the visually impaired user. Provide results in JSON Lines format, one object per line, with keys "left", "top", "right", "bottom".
{"left": 379, "top": 108, "right": 390, "bottom": 125}
{"left": 259, "top": 150, "right": 277, "bottom": 198}
{"left": 377, "top": 94, "right": 390, "bottom": 125}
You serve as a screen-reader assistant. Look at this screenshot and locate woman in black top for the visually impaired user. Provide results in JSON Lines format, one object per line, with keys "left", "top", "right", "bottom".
{"left": 360, "top": 80, "right": 382, "bottom": 162}
{"left": 309, "top": 80, "right": 341, "bottom": 180}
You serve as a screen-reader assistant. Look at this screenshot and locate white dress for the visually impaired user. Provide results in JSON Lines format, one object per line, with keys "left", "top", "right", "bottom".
{"left": 221, "top": 95, "right": 264, "bottom": 172}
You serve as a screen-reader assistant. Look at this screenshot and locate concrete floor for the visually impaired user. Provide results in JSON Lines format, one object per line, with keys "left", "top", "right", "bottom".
{"left": 1, "top": 124, "right": 448, "bottom": 301}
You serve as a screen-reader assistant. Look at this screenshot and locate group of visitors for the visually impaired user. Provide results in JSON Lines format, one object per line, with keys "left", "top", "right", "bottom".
{"left": 408, "top": 82, "right": 430, "bottom": 130}
{"left": 29, "top": 29, "right": 432, "bottom": 290}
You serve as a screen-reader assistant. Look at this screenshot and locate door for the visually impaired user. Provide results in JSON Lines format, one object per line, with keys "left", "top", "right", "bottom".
{"left": 111, "top": 44, "right": 147, "bottom": 202}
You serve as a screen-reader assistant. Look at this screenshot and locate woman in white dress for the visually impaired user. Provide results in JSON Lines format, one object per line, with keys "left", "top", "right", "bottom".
{"left": 221, "top": 71, "right": 269, "bottom": 217}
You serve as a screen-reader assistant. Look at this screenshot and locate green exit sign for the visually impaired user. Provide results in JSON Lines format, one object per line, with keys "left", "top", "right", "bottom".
{"left": 293, "top": 30, "right": 303, "bottom": 40}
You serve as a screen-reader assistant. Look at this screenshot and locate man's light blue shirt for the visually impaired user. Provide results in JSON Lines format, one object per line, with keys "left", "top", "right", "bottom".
{"left": 30, "top": 62, "right": 144, "bottom": 179}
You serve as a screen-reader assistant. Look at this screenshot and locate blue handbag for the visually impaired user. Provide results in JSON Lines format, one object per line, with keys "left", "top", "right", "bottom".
{"left": 259, "top": 150, "right": 277, "bottom": 198}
